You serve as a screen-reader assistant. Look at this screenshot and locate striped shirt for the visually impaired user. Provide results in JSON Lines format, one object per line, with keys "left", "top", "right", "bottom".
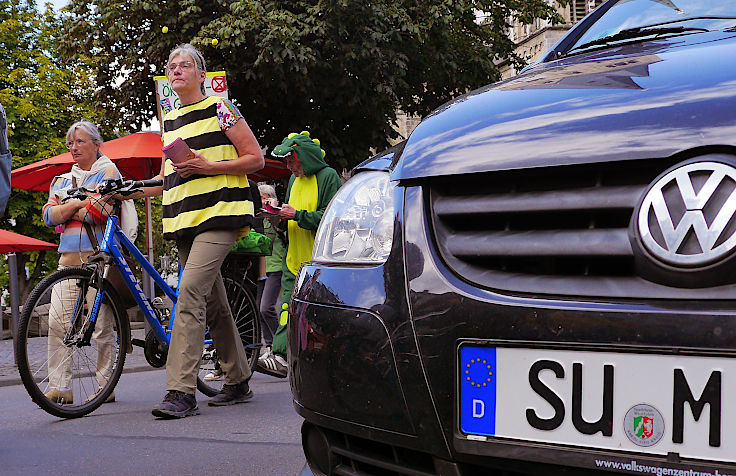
{"left": 43, "top": 164, "right": 120, "bottom": 254}
{"left": 162, "top": 96, "right": 254, "bottom": 240}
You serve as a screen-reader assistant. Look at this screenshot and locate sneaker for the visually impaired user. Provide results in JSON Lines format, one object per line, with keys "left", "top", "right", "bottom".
{"left": 152, "top": 391, "right": 200, "bottom": 419}
{"left": 204, "top": 368, "right": 223, "bottom": 381}
{"left": 255, "top": 354, "right": 287, "bottom": 378}
{"left": 45, "top": 388, "right": 73, "bottom": 404}
{"left": 208, "top": 380, "right": 254, "bottom": 406}
{"left": 257, "top": 349, "right": 272, "bottom": 364}
{"left": 85, "top": 389, "right": 116, "bottom": 404}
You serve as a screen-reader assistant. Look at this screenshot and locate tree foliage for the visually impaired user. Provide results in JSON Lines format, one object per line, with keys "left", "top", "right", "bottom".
{"left": 58, "top": 0, "right": 566, "bottom": 170}
{"left": 0, "top": 0, "right": 106, "bottom": 302}
{"left": 0, "top": 0, "right": 164, "bottom": 303}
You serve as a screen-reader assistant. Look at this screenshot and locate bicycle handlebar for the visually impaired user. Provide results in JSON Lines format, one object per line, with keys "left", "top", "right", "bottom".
{"left": 63, "top": 178, "right": 163, "bottom": 201}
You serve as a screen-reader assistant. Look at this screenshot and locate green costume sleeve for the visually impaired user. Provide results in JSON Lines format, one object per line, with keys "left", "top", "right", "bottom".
{"left": 294, "top": 167, "right": 341, "bottom": 230}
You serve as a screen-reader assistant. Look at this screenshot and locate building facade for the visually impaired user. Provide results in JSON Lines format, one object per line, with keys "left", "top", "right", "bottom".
{"left": 499, "top": 0, "right": 605, "bottom": 79}
{"left": 394, "top": 0, "right": 604, "bottom": 139}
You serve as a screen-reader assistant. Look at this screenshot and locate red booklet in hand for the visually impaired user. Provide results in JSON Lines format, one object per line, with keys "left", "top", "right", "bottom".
{"left": 261, "top": 204, "right": 282, "bottom": 215}
{"left": 162, "top": 137, "right": 193, "bottom": 164}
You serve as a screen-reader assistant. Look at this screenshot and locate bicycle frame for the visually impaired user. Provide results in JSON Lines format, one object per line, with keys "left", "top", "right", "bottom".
{"left": 95, "top": 215, "right": 176, "bottom": 345}
{"left": 83, "top": 209, "right": 247, "bottom": 360}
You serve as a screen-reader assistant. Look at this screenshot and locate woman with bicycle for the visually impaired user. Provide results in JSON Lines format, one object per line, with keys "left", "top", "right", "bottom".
{"left": 41, "top": 120, "right": 133, "bottom": 405}
{"left": 134, "top": 44, "right": 264, "bottom": 418}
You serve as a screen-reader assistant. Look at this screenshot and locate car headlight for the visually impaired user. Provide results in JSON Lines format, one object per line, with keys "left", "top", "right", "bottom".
{"left": 312, "top": 171, "right": 396, "bottom": 264}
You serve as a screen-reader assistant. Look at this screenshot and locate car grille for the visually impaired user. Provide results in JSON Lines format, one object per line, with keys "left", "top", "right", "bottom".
{"left": 308, "top": 426, "right": 572, "bottom": 476}
{"left": 427, "top": 157, "right": 736, "bottom": 299}
{"left": 316, "top": 427, "right": 437, "bottom": 476}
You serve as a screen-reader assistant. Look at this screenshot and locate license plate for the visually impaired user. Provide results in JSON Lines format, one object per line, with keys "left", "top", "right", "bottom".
{"left": 458, "top": 345, "right": 736, "bottom": 463}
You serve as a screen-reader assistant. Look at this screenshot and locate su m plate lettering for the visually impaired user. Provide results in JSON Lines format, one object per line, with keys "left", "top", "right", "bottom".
{"left": 458, "top": 346, "right": 736, "bottom": 463}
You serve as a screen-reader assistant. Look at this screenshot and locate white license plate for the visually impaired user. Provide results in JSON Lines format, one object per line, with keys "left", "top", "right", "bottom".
{"left": 458, "top": 345, "right": 736, "bottom": 464}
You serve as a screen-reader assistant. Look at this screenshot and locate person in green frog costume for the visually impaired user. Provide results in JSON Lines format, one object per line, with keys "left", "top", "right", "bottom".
{"left": 256, "top": 131, "right": 341, "bottom": 378}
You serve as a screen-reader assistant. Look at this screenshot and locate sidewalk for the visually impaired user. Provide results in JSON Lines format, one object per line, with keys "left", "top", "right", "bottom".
{"left": 0, "top": 323, "right": 156, "bottom": 387}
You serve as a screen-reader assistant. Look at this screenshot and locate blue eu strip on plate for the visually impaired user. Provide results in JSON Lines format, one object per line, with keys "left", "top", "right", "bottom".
{"left": 459, "top": 346, "right": 497, "bottom": 436}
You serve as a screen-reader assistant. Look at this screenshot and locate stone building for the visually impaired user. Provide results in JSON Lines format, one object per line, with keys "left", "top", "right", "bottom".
{"left": 499, "top": 0, "right": 605, "bottom": 79}
{"left": 393, "top": 111, "right": 422, "bottom": 142}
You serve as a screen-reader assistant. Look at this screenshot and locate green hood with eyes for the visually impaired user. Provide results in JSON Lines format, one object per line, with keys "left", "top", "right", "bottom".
{"left": 271, "top": 131, "right": 327, "bottom": 176}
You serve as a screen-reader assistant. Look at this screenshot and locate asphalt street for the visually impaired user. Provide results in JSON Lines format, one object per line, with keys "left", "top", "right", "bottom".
{"left": 0, "top": 368, "right": 306, "bottom": 475}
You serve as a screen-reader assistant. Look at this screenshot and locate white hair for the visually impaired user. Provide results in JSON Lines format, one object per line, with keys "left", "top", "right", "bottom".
{"left": 258, "top": 183, "right": 278, "bottom": 202}
{"left": 168, "top": 43, "right": 207, "bottom": 94}
{"left": 66, "top": 120, "right": 103, "bottom": 157}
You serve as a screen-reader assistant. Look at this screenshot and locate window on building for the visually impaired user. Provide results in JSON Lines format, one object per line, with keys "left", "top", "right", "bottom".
{"left": 572, "top": 0, "right": 604, "bottom": 23}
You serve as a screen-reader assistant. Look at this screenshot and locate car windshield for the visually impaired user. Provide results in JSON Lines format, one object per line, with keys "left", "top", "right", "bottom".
{"left": 569, "top": 0, "right": 736, "bottom": 51}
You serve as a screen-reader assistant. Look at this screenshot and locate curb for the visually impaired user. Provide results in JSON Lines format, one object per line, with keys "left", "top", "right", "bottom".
{"left": 0, "top": 362, "right": 160, "bottom": 388}
{"left": 0, "top": 322, "right": 152, "bottom": 388}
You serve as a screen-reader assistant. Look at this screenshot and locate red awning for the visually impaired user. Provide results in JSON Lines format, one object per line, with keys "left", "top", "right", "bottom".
{"left": 0, "top": 229, "right": 57, "bottom": 253}
{"left": 11, "top": 132, "right": 163, "bottom": 191}
{"left": 251, "top": 158, "right": 290, "bottom": 182}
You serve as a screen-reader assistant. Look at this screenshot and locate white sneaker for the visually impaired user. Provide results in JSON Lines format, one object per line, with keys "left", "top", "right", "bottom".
{"left": 204, "top": 368, "right": 223, "bottom": 381}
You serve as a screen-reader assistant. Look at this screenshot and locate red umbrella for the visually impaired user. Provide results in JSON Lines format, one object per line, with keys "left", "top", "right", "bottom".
{"left": 11, "top": 132, "right": 163, "bottom": 190}
{"left": 0, "top": 229, "right": 57, "bottom": 253}
{"left": 11, "top": 131, "right": 290, "bottom": 190}
{"left": 251, "top": 158, "right": 290, "bottom": 182}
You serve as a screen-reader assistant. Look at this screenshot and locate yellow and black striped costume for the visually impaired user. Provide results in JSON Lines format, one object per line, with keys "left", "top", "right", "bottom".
{"left": 162, "top": 96, "right": 253, "bottom": 240}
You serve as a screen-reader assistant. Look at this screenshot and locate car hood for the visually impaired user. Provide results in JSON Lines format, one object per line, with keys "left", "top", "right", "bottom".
{"left": 393, "top": 30, "right": 736, "bottom": 180}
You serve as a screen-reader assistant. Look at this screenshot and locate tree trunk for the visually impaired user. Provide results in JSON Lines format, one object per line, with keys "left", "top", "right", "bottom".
{"left": 17, "top": 250, "right": 50, "bottom": 305}
{"left": 13, "top": 252, "right": 30, "bottom": 305}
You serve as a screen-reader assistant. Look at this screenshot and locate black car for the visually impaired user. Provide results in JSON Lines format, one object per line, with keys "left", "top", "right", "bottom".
{"left": 289, "top": 1, "right": 736, "bottom": 474}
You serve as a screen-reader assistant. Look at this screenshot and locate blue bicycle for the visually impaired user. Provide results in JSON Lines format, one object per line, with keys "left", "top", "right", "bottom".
{"left": 15, "top": 179, "right": 261, "bottom": 418}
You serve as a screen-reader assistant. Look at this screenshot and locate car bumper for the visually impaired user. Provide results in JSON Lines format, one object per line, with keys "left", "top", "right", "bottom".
{"left": 289, "top": 185, "right": 736, "bottom": 475}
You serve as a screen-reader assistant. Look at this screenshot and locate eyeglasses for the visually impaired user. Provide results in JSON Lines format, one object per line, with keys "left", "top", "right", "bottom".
{"left": 167, "top": 61, "right": 195, "bottom": 74}
{"left": 66, "top": 139, "right": 90, "bottom": 149}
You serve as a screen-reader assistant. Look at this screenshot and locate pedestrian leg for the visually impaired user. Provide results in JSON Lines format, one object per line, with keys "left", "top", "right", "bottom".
{"left": 271, "top": 268, "right": 295, "bottom": 358}
{"left": 47, "top": 271, "right": 78, "bottom": 391}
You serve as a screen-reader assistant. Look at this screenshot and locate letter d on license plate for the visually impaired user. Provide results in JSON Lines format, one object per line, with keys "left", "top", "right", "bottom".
{"left": 459, "top": 346, "right": 497, "bottom": 436}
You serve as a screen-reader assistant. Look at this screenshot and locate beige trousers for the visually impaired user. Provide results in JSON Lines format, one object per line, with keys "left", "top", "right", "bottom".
{"left": 48, "top": 265, "right": 115, "bottom": 390}
{"left": 166, "top": 229, "right": 251, "bottom": 394}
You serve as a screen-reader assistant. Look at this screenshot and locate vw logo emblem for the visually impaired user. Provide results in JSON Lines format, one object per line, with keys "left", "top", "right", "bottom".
{"left": 638, "top": 161, "right": 736, "bottom": 267}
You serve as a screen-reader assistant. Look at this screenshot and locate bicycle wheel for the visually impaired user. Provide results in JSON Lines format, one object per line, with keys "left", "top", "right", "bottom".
{"left": 15, "top": 266, "right": 129, "bottom": 418}
{"left": 196, "top": 275, "right": 261, "bottom": 396}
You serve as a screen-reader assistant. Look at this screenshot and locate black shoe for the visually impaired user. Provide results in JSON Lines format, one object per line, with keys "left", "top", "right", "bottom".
{"left": 208, "top": 380, "right": 254, "bottom": 406}
{"left": 152, "top": 390, "right": 200, "bottom": 419}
